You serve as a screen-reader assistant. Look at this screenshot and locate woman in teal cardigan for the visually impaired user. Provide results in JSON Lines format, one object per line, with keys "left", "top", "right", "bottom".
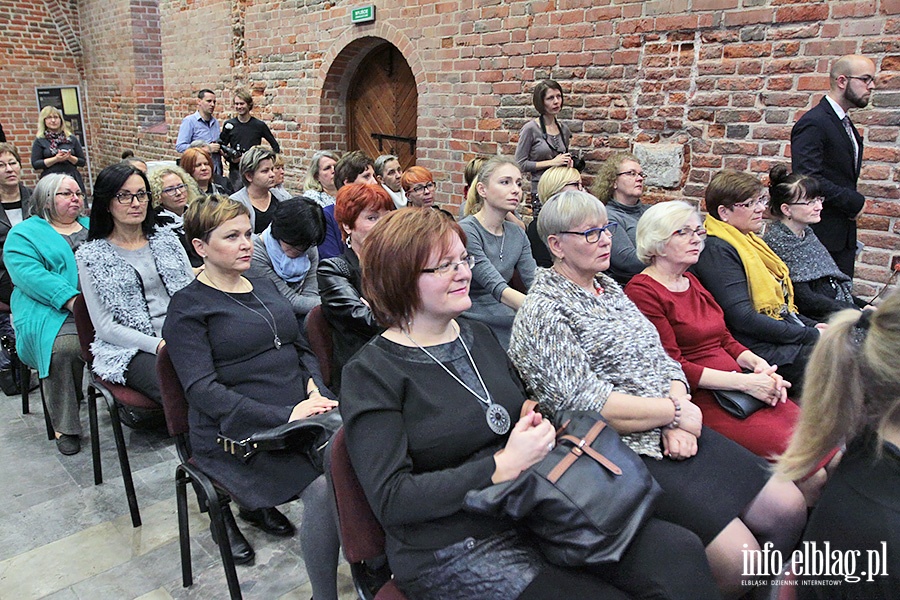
{"left": 6, "top": 173, "right": 88, "bottom": 455}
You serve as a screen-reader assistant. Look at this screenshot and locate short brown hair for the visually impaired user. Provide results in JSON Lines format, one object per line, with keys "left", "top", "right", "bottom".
{"left": 705, "top": 170, "right": 764, "bottom": 221}
{"left": 233, "top": 87, "right": 253, "bottom": 110}
{"left": 361, "top": 207, "right": 467, "bottom": 328}
{"left": 183, "top": 194, "right": 250, "bottom": 243}
{"left": 0, "top": 143, "right": 22, "bottom": 164}
{"left": 532, "top": 79, "right": 564, "bottom": 115}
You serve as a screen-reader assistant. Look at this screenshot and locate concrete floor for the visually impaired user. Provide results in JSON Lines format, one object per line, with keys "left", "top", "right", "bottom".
{"left": 0, "top": 383, "right": 356, "bottom": 599}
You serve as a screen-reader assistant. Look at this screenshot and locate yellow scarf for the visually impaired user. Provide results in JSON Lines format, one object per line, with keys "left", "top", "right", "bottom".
{"left": 703, "top": 215, "right": 797, "bottom": 319}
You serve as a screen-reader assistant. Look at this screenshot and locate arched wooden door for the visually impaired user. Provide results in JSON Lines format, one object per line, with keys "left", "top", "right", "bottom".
{"left": 347, "top": 44, "right": 417, "bottom": 170}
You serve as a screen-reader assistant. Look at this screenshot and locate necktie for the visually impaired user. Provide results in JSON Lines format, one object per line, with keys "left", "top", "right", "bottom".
{"left": 842, "top": 115, "right": 859, "bottom": 173}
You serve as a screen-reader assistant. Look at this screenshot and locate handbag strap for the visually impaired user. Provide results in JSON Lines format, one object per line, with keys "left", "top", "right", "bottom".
{"left": 547, "top": 419, "right": 623, "bottom": 483}
{"left": 520, "top": 399, "right": 539, "bottom": 418}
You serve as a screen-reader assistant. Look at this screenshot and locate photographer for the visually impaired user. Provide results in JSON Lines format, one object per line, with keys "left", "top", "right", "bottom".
{"left": 219, "top": 88, "right": 280, "bottom": 191}
{"left": 514, "top": 79, "right": 584, "bottom": 215}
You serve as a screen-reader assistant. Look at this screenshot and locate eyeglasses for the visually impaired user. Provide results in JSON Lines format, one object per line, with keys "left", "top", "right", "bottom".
{"left": 562, "top": 181, "right": 584, "bottom": 190}
{"left": 672, "top": 226, "right": 708, "bottom": 240}
{"left": 162, "top": 183, "right": 187, "bottom": 196}
{"left": 411, "top": 182, "right": 436, "bottom": 195}
{"left": 615, "top": 170, "right": 644, "bottom": 179}
{"left": 731, "top": 195, "right": 769, "bottom": 210}
{"left": 55, "top": 190, "right": 85, "bottom": 201}
{"left": 421, "top": 254, "right": 475, "bottom": 276}
{"left": 558, "top": 222, "right": 619, "bottom": 244}
{"left": 791, "top": 196, "right": 824, "bottom": 206}
{"left": 113, "top": 190, "right": 150, "bottom": 204}
{"left": 846, "top": 75, "right": 876, "bottom": 86}
{"left": 0, "top": 160, "right": 20, "bottom": 170}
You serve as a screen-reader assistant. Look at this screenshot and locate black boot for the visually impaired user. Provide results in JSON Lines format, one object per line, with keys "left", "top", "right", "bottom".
{"left": 211, "top": 504, "right": 255, "bottom": 565}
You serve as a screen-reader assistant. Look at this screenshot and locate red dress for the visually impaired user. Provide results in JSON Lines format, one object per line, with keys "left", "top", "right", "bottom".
{"left": 625, "top": 272, "right": 799, "bottom": 460}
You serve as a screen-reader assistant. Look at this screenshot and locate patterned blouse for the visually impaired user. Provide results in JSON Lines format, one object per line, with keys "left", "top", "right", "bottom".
{"left": 508, "top": 268, "right": 688, "bottom": 459}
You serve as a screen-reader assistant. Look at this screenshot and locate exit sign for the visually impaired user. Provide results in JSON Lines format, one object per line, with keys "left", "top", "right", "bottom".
{"left": 351, "top": 5, "right": 375, "bottom": 24}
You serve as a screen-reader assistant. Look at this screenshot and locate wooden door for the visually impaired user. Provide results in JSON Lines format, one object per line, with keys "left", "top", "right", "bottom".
{"left": 347, "top": 44, "right": 417, "bottom": 170}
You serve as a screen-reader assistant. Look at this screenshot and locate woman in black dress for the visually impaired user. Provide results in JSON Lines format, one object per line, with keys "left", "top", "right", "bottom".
{"left": 163, "top": 195, "right": 341, "bottom": 599}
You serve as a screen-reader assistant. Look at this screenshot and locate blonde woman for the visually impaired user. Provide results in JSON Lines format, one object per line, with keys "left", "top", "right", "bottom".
{"left": 528, "top": 165, "right": 583, "bottom": 267}
{"left": 778, "top": 293, "right": 900, "bottom": 594}
{"left": 31, "top": 106, "right": 86, "bottom": 192}
{"left": 302, "top": 150, "right": 339, "bottom": 207}
{"left": 148, "top": 164, "right": 203, "bottom": 267}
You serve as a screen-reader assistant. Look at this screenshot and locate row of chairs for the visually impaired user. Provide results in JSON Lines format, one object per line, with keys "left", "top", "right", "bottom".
{"left": 18, "top": 297, "right": 402, "bottom": 599}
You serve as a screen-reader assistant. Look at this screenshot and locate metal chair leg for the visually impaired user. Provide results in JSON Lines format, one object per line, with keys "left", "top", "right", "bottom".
{"left": 107, "top": 401, "right": 141, "bottom": 527}
{"left": 39, "top": 380, "right": 54, "bottom": 440}
{"left": 88, "top": 387, "right": 102, "bottom": 485}
{"left": 175, "top": 467, "right": 193, "bottom": 588}
{"left": 207, "top": 496, "right": 243, "bottom": 600}
{"left": 20, "top": 362, "right": 29, "bottom": 414}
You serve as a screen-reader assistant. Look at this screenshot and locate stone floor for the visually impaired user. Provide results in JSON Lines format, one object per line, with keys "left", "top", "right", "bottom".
{"left": 0, "top": 384, "right": 356, "bottom": 599}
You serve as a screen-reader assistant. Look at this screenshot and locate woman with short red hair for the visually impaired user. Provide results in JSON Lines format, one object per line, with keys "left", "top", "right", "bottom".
{"left": 316, "top": 183, "right": 394, "bottom": 391}
{"left": 181, "top": 146, "right": 230, "bottom": 196}
{"left": 401, "top": 166, "right": 437, "bottom": 208}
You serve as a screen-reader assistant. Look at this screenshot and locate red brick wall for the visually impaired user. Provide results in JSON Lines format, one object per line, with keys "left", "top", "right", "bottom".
{"left": 2, "top": 0, "right": 898, "bottom": 293}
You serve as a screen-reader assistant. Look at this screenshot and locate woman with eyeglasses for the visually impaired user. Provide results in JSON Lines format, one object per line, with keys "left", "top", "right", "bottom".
{"left": 694, "top": 170, "right": 824, "bottom": 398}
{"left": 459, "top": 156, "right": 536, "bottom": 348}
{"left": 763, "top": 165, "right": 868, "bottom": 322}
{"left": 76, "top": 164, "right": 194, "bottom": 409}
{"left": 341, "top": 206, "right": 719, "bottom": 600}
{"left": 5, "top": 174, "right": 88, "bottom": 454}
{"left": 625, "top": 201, "right": 807, "bottom": 464}
{"left": 149, "top": 164, "right": 204, "bottom": 267}
{"left": 401, "top": 166, "right": 438, "bottom": 209}
{"left": 509, "top": 190, "right": 807, "bottom": 598}
{"left": 589, "top": 153, "right": 649, "bottom": 285}
{"left": 30, "top": 106, "right": 87, "bottom": 192}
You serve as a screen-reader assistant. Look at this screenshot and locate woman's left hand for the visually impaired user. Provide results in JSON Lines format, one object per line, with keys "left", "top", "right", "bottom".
{"left": 289, "top": 397, "right": 338, "bottom": 421}
{"left": 662, "top": 427, "right": 698, "bottom": 460}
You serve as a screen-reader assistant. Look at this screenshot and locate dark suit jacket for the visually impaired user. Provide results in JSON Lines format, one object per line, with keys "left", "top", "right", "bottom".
{"left": 790, "top": 97, "right": 865, "bottom": 253}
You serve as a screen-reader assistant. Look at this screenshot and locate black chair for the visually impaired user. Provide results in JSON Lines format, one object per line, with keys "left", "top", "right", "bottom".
{"left": 329, "top": 427, "right": 407, "bottom": 600}
{"left": 73, "top": 294, "right": 159, "bottom": 527}
{"left": 157, "top": 344, "right": 243, "bottom": 600}
{"left": 0, "top": 300, "right": 53, "bottom": 439}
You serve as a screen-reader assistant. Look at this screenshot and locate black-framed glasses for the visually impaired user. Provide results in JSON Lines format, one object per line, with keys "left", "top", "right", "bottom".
{"left": 671, "top": 226, "right": 707, "bottom": 240}
{"left": 162, "top": 183, "right": 187, "bottom": 196}
{"left": 411, "top": 181, "right": 436, "bottom": 194}
{"left": 731, "top": 195, "right": 768, "bottom": 210}
{"left": 563, "top": 180, "right": 584, "bottom": 190}
{"left": 846, "top": 75, "right": 876, "bottom": 86}
{"left": 615, "top": 170, "right": 644, "bottom": 179}
{"left": 114, "top": 190, "right": 150, "bottom": 205}
{"left": 558, "top": 222, "right": 618, "bottom": 244}
{"left": 791, "top": 196, "right": 824, "bottom": 206}
{"left": 55, "top": 190, "right": 85, "bottom": 201}
{"left": 421, "top": 254, "right": 475, "bottom": 276}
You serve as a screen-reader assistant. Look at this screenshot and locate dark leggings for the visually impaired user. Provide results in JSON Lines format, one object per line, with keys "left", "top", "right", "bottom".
{"left": 124, "top": 350, "right": 162, "bottom": 404}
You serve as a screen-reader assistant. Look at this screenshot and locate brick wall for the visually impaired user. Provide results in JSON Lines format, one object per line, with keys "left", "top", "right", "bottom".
{"left": 1, "top": 0, "right": 898, "bottom": 294}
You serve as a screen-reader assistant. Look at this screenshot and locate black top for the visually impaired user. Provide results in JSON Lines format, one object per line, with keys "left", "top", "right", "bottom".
{"left": 220, "top": 117, "right": 280, "bottom": 166}
{"left": 693, "top": 236, "right": 820, "bottom": 367}
{"left": 0, "top": 184, "right": 33, "bottom": 304}
{"left": 253, "top": 197, "right": 277, "bottom": 234}
{"left": 316, "top": 248, "right": 380, "bottom": 391}
{"left": 31, "top": 136, "right": 87, "bottom": 192}
{"left": 340, "top": 320, "right": 524, "bottom": 581}
{"left": 798, "top": 433, "right": 900, "bottom": 597}
{"left": 163, "top": 277, "right": 329, "bottom": 509}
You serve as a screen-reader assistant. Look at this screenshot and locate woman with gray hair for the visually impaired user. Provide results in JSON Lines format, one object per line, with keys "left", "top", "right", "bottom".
{"left": 4, "top": 174, "right": 88, "bottom": 454}
{"left": 508, "top": 189, "right": 807, "bottom": 597}
{"left": 230, "top": 145, "right": 277, "bottom": 234}
{"left": 302, "top": 150, "right": 339, "bottom": 207}
{"left": 624, "top": 201, "right": 807, "bottom": 464}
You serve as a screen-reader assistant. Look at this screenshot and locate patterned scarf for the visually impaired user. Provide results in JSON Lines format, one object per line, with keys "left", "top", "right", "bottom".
{"left": 45, "top": 131, "right": 68, "bottom": 152}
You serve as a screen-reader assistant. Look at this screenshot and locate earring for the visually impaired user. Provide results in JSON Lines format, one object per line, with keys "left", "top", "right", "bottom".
{"left": 346, "top": 234, "right": 352, "bottom": 248}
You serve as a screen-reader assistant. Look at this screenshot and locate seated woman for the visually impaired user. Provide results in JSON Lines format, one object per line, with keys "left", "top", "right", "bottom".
{"left": 247, "top": 196, "right": 324, "bottom": 321}
{"left": 76, "top": 163, "right": 194, "bottom": 406}
{"left": 778, "top": 294, "right": 900, "bottom": 596}
{"left": 181, "top": 146, "right": 229, "bottom": 196}
{"left": 694, "top": 170, "right": 824, "bottom": 397}
{"left": 508, "top": 190, "right": 807, "bottom": 598}
{"left": 625, "top": 200, "right": 801, "bottom": 460}
{"left": 163, "top": 195, "right": 341, "bottom": 595}
{"left": 5, "top": 174, "right": 87, "bottom": 455}
{"left": 302, "top": 150, "right": 339, "bottom": 207}
{"left": 148, "top": 164, "right": 204, "bottom": 267}
{"left": 459, "top": 156, "right": 536, "bottom": 348}
{"left": 401, "top": 165, "right": 437, "bottom": 209}
{"left": 589, "top": 152, "right": 649, "bottom": 284}
{"left": 270, "top": 153, "right": 292, "bottom": 201}
{"left": 341, "top": 207, "right": 719, "bottom": 600}
{"left": 317, "top": 183, "right": 393, "bottom": 392}
{"left": 0, "top": 143, "right": 34, "bottom": 304}
{"left": 527, "top": 165, "right": 584, "bottom": 267}
{"left": 764, "top": 164, "right": 867, "bottom": 321}
{"left": 230, "top": 145, "right": 277, "bottom": 234}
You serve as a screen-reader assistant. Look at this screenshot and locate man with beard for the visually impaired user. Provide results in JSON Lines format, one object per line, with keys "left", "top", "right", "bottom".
{"left": 791, "top": 55, "right": 876, "bottom": 278}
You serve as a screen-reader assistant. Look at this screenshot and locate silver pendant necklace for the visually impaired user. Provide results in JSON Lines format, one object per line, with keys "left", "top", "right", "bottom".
{"left": 403, "top": 323, "right": 511, "bottom": 435}
{"left": 203, "top": 274, "right": 282, "bottom": 350}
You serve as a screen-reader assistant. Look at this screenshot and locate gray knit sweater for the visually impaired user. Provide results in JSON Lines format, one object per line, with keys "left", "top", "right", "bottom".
{"left": 509, "top": 268, "right": 688, "bottom": 459}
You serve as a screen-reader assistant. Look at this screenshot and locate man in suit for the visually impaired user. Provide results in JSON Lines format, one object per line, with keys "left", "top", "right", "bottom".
{"left": 791, "top": 55, "right": 876, "bottom": 278}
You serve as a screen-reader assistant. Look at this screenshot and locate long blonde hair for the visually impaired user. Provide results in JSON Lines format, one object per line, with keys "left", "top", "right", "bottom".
{"left": 777, "top": 291, "right": 900, "bottom": 480}
{"left": 464, "top": 155, "right": 519, "bottom": 216}
{"left": 37, "top": 106, "right": 73, "bottom": 137}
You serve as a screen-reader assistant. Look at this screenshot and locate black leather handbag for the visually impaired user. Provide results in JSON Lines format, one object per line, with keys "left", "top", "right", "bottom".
{"left": 464, "top": 408, "right": 661, "bottom": 566}
{"left": 712, "top": 389, "right": 767, "bottom": 420}
{"left": 216, "top": 409, "right": 342, "bottom": 472}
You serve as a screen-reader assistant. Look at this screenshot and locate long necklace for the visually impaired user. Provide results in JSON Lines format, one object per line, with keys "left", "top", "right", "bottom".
{"left": 479, "top": 214, "right": 506, "bottom": 262}
{"left": 403, "top": 324, "right": 511, "bottom": 435}
{"left": 202, "top": 273, "right": 282, "bottom": 350}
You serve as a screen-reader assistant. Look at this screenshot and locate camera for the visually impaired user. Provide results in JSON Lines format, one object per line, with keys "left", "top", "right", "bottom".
{"left": 572, "top": 150, "right": 586, "bottom": 172}
{"left": 217, "top": 139, "right": 241, "bottom": 163}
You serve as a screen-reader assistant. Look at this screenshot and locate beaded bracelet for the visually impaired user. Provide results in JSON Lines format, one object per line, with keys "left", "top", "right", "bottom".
{"left": 667, "top": 395, "right": 682, "bottom": 429}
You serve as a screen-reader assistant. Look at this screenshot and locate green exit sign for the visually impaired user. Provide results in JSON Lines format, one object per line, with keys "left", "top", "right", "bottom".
{"left": 351, "top": 5, "right": 375, "bottom": 24}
